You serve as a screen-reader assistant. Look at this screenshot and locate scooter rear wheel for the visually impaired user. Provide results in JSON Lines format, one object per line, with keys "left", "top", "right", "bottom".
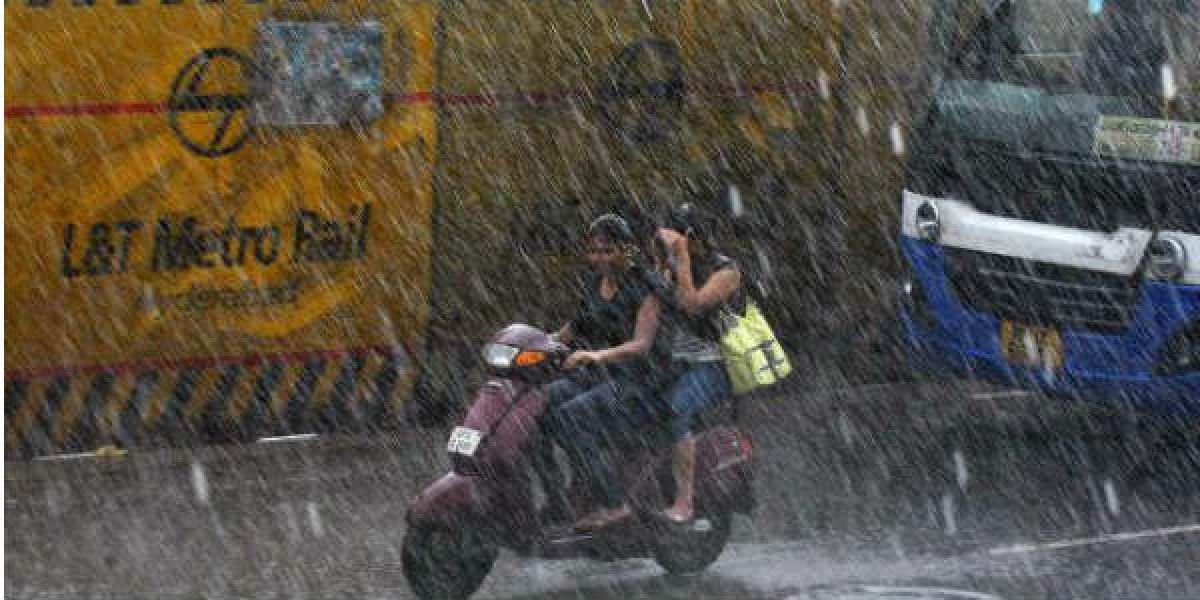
{"left": 402, "top": 523, "right": 497, "bottom": 600}
{"left": 652, "top": 508, "right": 733, "bottom": 574}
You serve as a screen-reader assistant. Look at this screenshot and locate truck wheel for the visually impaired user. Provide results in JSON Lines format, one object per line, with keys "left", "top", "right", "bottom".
{"left": 652, "top": 508, "right": 732, "bottom": 575}
{"left": 402, "top": 524, "right": 496, "bottom": 600}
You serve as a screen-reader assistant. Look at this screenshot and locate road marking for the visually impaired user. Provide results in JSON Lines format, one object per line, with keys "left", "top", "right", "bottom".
{"left": 971, "top": 390, "right": 1032, "bottom": 400}
{"left": 788, "top": 587, "right": 1003, "bottom": 600}
{"left": 256, "top": 433, "right": 319, "bottom": 444}
{"left": 990, "top": 524, "right": 1200, "bottom": 555}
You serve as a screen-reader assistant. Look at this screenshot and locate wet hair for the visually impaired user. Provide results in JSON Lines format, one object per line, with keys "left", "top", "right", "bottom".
{"left": 587, "top": 213, "right": 635, "bottom": 245}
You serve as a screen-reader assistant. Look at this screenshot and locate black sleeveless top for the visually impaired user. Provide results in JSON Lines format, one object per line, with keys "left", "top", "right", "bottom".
{"left": 569, "top": 271, "right": 671, "bottom": 384}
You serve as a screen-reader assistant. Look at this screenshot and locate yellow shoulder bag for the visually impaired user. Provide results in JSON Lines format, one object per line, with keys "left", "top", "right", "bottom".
{"left": 718, "top": 301, "right": 793, "bottom": 394}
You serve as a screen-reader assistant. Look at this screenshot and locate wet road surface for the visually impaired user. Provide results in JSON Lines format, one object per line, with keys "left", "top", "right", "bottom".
{"left": 7, "top": 381, "right": 1200, "bottom": 599}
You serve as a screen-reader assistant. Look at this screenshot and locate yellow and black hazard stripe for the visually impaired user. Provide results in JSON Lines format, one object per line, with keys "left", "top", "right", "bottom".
{"left": 4, "top": 345, "right": 416, "bottom": 458}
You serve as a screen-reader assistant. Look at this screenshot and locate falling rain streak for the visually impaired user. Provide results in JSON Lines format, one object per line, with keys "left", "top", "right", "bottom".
{"left": 5, "top": 0, "right": 1200, "bottom": 599}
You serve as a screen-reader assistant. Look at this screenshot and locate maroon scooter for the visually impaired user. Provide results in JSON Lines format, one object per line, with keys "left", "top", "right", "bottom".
{"left": 402, "top": 324, "right": 755, "bottom": 600}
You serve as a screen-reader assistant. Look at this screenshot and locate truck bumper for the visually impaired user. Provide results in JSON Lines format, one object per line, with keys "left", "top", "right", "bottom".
{"left": 899, "top": 236, "right": 1200, "bottom": 418}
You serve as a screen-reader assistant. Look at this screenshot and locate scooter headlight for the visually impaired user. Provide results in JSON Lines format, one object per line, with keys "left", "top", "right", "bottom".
{"left": 482, "top": 343, "right": 519, "bottom": 369}
{"left": 1147, "top": 237, "right": 1188, "bottom": 281}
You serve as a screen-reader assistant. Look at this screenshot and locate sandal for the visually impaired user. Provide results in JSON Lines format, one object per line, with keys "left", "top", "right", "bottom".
{"left": 573, "top": 506, "right": 632, "bottom": 532}
{"left": 660, "top": 507, "right": 694, "bottom": 524}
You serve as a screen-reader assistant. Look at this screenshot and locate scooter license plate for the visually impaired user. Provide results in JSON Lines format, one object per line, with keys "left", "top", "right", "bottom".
{"left": 446, "top": 426, "right": 483, "bottom": 456}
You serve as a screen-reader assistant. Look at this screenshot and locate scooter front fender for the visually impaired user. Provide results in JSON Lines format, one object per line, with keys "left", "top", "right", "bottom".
{"left": 406, "top": 473, "right": 488, "bottom": 528}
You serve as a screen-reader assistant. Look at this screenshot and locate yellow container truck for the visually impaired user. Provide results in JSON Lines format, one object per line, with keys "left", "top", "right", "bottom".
{"left": 6, "top": 0, "right": 927, "bottom": 454}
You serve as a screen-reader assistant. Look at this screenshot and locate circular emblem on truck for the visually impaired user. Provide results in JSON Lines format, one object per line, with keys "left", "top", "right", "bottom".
{"left": 599, "top": 38, "right": 685, "bottom": 145}
{"left": 167, "top": 47, "right": 256, "bottom": 158}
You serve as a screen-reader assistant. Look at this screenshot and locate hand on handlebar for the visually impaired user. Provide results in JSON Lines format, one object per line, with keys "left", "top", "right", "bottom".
{"left": 564, "top": 350, "right": 600, "bottom": 370}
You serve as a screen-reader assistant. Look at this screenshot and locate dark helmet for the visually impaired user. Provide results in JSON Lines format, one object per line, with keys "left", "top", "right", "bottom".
{"left": 666, "top": 201, "right": 720, "bottom": 242}
{"left": 587, "top": 213, "right": 635, "bottom": 244}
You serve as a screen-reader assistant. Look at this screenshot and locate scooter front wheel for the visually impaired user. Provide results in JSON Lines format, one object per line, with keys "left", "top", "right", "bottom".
{"left": 652, "top": 508, "right": 732, "bottom": 575}
{"left": 402, "top": 523, "right": 497, "bottom": 600}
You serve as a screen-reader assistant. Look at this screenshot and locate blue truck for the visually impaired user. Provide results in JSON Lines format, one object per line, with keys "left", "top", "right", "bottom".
{"left": 899, "top": 0, "right": 1200, "bottom": 415}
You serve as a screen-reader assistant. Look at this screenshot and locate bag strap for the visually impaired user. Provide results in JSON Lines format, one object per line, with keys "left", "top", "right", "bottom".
{"left": 716, "top": 297, "right": 759, "bottom": 336}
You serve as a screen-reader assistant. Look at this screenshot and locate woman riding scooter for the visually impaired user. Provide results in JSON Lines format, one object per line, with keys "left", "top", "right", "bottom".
{"left": 403, "top": 212, "right": 756, "bottom": 599}
{"left": 540, "top": 213, "right": 671, "bottom": 531}
{"left": 655, "top": 201, "right": 743, "bottom": 524}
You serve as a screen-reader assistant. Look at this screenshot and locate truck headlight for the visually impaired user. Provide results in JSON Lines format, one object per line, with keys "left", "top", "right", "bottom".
{"left": 1147, "top": 237, "right": 1188, "bottom": 281}
{"left": 1156, "top": 322, "right": 1199, "bottom": 375}
{"left": 915, "top": 202, "right": 941, "bottom": 242}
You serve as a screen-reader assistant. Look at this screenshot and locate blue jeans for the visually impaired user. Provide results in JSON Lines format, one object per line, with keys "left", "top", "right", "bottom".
{"left": 547, "top": 378, "right": 656, "bottom": 509}
{"left": 663, "top": 361, "right": 731, "bottom": 441}
{"left": 532, "top": 378, "right": 587, "bottom": 516}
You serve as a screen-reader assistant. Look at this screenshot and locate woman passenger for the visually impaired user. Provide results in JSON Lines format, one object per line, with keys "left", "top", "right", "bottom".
{"left": 655, "top": 202, "right": 742, "bottom": 523}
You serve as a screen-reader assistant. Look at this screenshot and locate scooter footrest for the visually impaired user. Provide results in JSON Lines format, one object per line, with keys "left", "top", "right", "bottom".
{"left": 540, "top": 533, "right": 596, "bottom": 559}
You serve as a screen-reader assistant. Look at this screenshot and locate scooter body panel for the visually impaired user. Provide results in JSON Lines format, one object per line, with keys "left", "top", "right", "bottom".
{"left": 408, "top": 377, "right": 546, "bottom": 547}
{"left": 462, "top": 378, "right": 547, "bottom": 474}
{"left": 695, "top": 425, "right": 756, "bottom": 514}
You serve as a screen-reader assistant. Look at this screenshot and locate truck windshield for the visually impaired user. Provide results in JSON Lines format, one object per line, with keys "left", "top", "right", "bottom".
{"left": 929, "top": 0, "right": 1198, "bottom": 165}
